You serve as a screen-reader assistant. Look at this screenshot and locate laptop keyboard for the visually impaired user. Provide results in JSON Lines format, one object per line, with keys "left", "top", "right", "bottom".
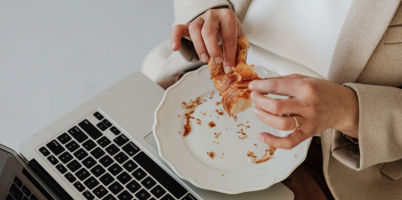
{"left": 6, "top": 176, "right": 38, "bottom": 200}
{"left": 37, "top": 111, "right": 197, "bottom": 200}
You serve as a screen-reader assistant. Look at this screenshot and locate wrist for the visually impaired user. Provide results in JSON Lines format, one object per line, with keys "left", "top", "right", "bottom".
{"left": 334, "top": 87, "right": 359, "bottom": 138}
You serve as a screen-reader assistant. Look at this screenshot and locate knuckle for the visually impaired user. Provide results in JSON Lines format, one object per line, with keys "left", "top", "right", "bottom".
{"left": 278, "top": 119, "right": 289, "bottom": 130}
{"left": 188, "top": 23, "right": 200, "bottom": 33}
{"left": 201, "top": 26, "right": 216, "bottom": 36}
{"left": 303, "top": 81, "right": 316, "bottom": 94}
{"left": 204, "top": 9, "right": 216, "bottom": 18}
{"left": 270, "top": 102, "right": 283, "bottom": 114}
{"left": 266, "top": 80, "right": 279, "bottom": 93}
{"left": 223, "top": 37, "right": 237, "bottom": 47}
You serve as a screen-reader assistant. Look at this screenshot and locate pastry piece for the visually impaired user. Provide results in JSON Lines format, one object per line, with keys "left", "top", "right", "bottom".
{"left": 208, "top": 36, "right": 260, "bottom": 117}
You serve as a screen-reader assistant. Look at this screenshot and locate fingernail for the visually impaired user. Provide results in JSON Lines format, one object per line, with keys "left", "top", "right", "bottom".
{"left": 214, "top": 57, "right": 223, "bottom": 63}
{"left": 258, "top": 134, "right": 265, "bottom": 142}
{"left": 248, "top": 82, "right": 253, "bottom": 90}
{"left": 253, "top": 107, "right": 259, "bottom": 114}
{"left": 225, "top": 66, "right": 232, "bottom": 73}
{"left": 171, "top": 42, "right": 176, "bottom": 49}
{"left": 250, "top": 91, "right": 254, "bottom": 99}
{"left": 201, "top": 53, "right": 208, "bottom": 62}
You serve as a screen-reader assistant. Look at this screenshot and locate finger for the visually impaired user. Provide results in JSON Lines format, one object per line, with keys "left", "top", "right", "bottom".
{"left": 251, "top": 91, "right": 302, "bottom": 115}
{"left": 253, "top": 107, "right": 304, "bottom": 130}
{"left": 258, "top": 130, "right": 310, "bottom": 149}
{"left": 170, "top": 24, "right": 190, "bottom": 51}
{"left": 201, "top": 13, "right": 223, "bottom": 64}
{"left": 220, "top": 10, "right": 238, "bottom": 73}
{"left": 248, "top": 79, "right": 302, "bottom": 96}
{"left": 263, "top": 74, "right": 308, "bottom": 80}
{"left": 188, "top": 18, "right": 210, "bottom": 63}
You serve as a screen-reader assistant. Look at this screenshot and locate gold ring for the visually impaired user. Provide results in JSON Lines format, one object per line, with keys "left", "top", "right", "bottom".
{"left": 292, "top": 116, "right": 301, "bottom": 132}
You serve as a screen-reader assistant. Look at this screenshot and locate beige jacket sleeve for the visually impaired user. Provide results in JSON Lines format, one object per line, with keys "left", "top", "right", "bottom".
{"left": 173, "top": 0, "right": 234, "bottom": 62}
{"left": 332, "top": 83, "right": 402, "bottom": 171}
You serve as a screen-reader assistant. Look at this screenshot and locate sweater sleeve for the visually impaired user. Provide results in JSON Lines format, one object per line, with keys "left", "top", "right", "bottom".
{"left": 331, "top": 83, "right": 402, "bottom": 171}
{"left": 173, "top": 0, "right": 234, "bottom": 62}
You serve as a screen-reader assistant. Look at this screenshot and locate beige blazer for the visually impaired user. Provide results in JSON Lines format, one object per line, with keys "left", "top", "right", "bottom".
{"left": 174, "top": 0, "right": 402, "bottom": 199}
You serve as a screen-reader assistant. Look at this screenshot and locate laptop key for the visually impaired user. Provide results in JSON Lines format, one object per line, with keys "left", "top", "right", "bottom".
{"left": 73, "top": 181, "right": 85, "bottom": 192}
{"left": 38, "top": 147, "right": 50, "bottom": 157}
{"left": 6, "top": 194, "right": 14, "bottom": 200}
{"left": 99, "top": 155, "right": 114, "bottom": 167}
{"left": 21, "top": 186, "right": 31, "bottom": 198}
{"left": 67, "top": 160, "right": 82, "bottom": 172}
{"left": 126, "top": 180, "right": 141, "bottom": 193}
{"left": 65, "top": 140, "right": 79, "bottom": 152}
{"left": 132, "top": 168, "right": 146, "bottom": 181}
{"left": 9, "top": 184, "right": 23, "bottom": 200}
{"left": 102, "top": 119, "right": 112, "bottom": 127}
{"left": 90, "top": 164, "right": 106, "bottom": 177}
{"left": 68, "top": 126, "right": 88, "bottom": 143}
{"left": 83, "top": 156, "right": 96, "bottom": 169}
{"left": 122, "top": 160, "right": 137, "bottom": 172}
{"left": 117, "top": 190, "right": 133, "bottom": 200}
{"left": 135, "top": 189, "right": 151, "bottom": 200}
{"left": 134, "top": 152, "right": 187, "bottom": 199}
{"left": 117, "top": 172, "right": 132, "bottom": 185}
{"left": 114, "top": 152, "right": 128, "bottom": 164}
{"left": 110, "top": 127, "right": 121, "bottom": 135}
{"left": 108, "top": 163, "right": 123, "bottom": 176}
{"left": 82, "top": 190, "right": 95, "bottom": 200}
{"left": 108, "top": 181, "right": 123, "bottom": 195}
{"left": 97, "top": 122, "right": 108, "bottom": 131}
{"left": 91, "top": 147, "right": 105, "bottom": 159}
{"left": 105, "top": 144, "right": 119, "bottom": 156}
{"left": 161, "top": 193, "right": 175, "bottom": 200}
{"left": 46, "top": 140, "right": 65, "bottom": 156}
{"left": 64, "top": 172, "right": 77, "bottom": 183}
{"left": 76, "top": 168, "right": 90, "bottom": 181}
{"left": 30, "top": 195, "right": 38, "bottom": 200}
{"left": 113, "top": 135, "right": 129, "bottom": 146}
{"left": 102, "top": 194, "right": 117, "bottom": 200}
{"left": 97, "top": 136, "right": 111, "bottom": 148}
{"left": 182, "top": 194, "right": 199, "bottom": 200}
{"left": 93, "top": 185, "right": 108, "bottom": 198}
{"left": 74, "top": 148, "right": 88, "bottom": 160}
{"left": 83, "top": 177, "right": 99, "bottom": 190}
{"left": 79, "top": 119, "right": 102, "bottom": 140}
{"left": 14, "top": 176, "right": 23, "bottom": 188}
{"left": 58, "top": 151, "right": 73, "bottom": 164}
{"left": 23, "top": 196, "right": 29, "bottom": 200}
{"left": 57, "top": 133, "right": 72, "bottom": 144}
{"left": 122, "top": 142, "right": 140, "bottom": 157}
{"left": 141, "top": 176, "right": 156, "bottom": 189}
{"left": 83, "top": 140, "right": 97, "bottom": 151}
{"left": 47, "top": 155, "right": 59, "bottom": 165}
{"left": 55, "top": 164, "right": 67, "bottom": 174}
{"left": 99, "top": 173, "right": 115, "bottom": 186}
{"left": 151, "top": 185, "right": 166, "bottom": 198}
{"left": 93, "top": 112, "right": 104, "bottom": 120}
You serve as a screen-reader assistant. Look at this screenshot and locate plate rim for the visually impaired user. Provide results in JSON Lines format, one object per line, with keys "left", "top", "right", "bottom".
{"left": 153, "top": 65, "right": 312, "bottom": 194}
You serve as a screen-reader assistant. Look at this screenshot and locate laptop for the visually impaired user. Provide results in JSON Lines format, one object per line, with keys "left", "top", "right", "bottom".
{"left": 0, "top": 72, "right": 294, "bottom": 200}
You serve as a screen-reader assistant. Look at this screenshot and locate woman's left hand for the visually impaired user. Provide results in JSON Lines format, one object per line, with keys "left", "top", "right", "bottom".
{"left": 249, "top": 74, "right": 359, "bottom": 149}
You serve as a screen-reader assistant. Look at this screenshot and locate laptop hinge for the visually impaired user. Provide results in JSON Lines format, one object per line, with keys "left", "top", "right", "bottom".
{"left": 19, "top": 153, "right": 29, "bottom": 164}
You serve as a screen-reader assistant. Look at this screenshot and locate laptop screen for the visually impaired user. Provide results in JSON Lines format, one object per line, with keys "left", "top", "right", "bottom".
{"left": 0, "top": 148, "right": 49, "bottom": 200}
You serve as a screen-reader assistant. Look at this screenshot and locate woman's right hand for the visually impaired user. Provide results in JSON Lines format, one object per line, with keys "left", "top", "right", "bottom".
{"left": 170, "top": 8, "right": 245, "bottom": 74}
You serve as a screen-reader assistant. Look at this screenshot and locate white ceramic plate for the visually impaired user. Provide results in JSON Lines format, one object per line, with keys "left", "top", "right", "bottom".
{"left": 153, "top": 66, "right": 311, "bottom": 194}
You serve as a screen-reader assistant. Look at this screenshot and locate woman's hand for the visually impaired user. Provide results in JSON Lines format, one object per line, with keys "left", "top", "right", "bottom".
{"left": 170, "top": 8, "right": 244, "bottom": 73}
{"left": 249, "top": 74, "right": 359, "bottom": 149}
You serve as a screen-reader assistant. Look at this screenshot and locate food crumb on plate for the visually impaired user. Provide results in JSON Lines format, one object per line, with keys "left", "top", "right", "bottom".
{"left": 178, "top": 115, "right": 180, "bottom": 117}
{"left": 196, "top": 118, "right": 201, "bottom": 125}
{"left": 294, "top": 155, "right": 297, "bottom": 158}
{"left": 237, "top": 129, "right": 248, "bottom": 140}
{"left": 208, "top": 121, "right": 216, "bottom": 128}
{"left": 215, "top": 132, "right": 221, "bottom": 138}
{"left": 216, "top": 101, "right": 221, "bottom": 105}
{"left": 215, "top": 109, "right": 224, "bottom": 116}
{"left": 207, "top": 151, "right": 215, "bottom": 159}
{"left": 221, "top": 174, "right": 224, "bottom": 177}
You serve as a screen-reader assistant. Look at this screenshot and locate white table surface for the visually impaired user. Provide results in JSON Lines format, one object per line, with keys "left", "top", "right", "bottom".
{"left": 0, "top": 1, "right": 173, "bottom": 151}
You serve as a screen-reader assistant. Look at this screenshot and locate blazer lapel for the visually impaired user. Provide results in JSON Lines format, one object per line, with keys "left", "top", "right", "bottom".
{"left": 328, "top": 0, "right": 401, "bottom": 84}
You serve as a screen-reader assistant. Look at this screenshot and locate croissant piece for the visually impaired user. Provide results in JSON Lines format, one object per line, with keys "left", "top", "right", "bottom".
{"left": 208, "top": 36, "right": 260, "bottom": 117}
